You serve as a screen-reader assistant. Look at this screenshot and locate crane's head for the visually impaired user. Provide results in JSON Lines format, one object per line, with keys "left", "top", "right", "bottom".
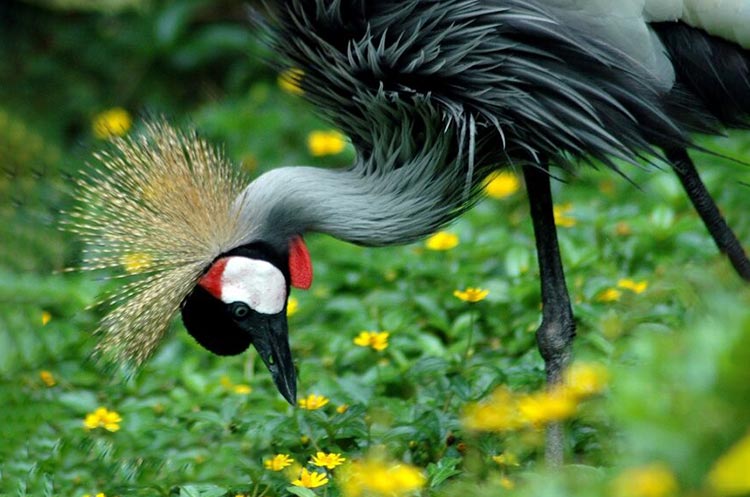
{"left": 180, "top": 239, "right": 312, "bottom": 404}
{"left": 69, "top": 121, "right": 312, "bottom": 405}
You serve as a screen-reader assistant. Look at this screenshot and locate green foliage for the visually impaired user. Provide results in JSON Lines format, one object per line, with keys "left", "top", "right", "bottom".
{"left": 1, "top": 3, "right": 750, "bottom": 496}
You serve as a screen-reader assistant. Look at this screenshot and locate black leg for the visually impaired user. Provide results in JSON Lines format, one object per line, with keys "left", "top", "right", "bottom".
{"left": 522, "top": 163, "right": 576, "bottom": 466}
{"left": 664, "top": 148, "right": 750, "bottom": 280}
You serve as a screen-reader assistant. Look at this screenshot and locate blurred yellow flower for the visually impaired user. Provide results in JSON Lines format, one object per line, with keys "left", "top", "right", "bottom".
{"left": 462, "top": 387, "right": 523, "bottom": 432}
{"left": 563, "top": 361, "right": 609, "bottom": 399}
{"left": 39, "top": 370, "right": 56, "bottom": 387}
{"left": 41, "top": 311, "right": 52, "bottom": 326}
{"left": 287, "top": 296, "right": 299, "bottom": 317}
{"left": 597, "top": 288, "right": 622, "bottom": 303}
{"left": 484, "top": 171, "right": 521, "bottom": 199}
{"left": 120, "top": 252, "right": 153, "bottom": 274}
{"left": 516, "top": 389, "right": 577, "bottom": 426}
{"left": 311, "top": 451, "right": 346, "bottom": 470}
{"left": 707, "top": 430, "right": 750, "bottom": 495}
{"left": 233, "top": 384, "right": 252, "bottom": 395}
{"left": 353, "top": 331, "right": 390, "bottom": 351}
{"left": 553, "top": 203, "right": 577, "bottom": 228}
{"left": 340, "top": 458, "right": 426, "bottom": 497}
{"left": 612, "top": 463, "right": 678, "bottom": 497}
{"left": 92, "top": 107, "right": 131, "bottom": 139}
{"left": 292, "top": 468, "right": 329, "bottom": 488}
{"left": 83, "top": 407, "right": 122, "bottom": 432}
{"left": 308, "top": 130, "right": 347, "bottom": 156}
{"left": 264, "top": 454, "right": 294, "bottom": 471}
{"left": 336, "top": 404, "right": 350, "bottom": 414}
{"left": 425, "top": 231, "right": 459, "bottom": 250}
{"left": 299, "top": 393, "right": 330, "bottom": 410}
{"left": 82, "top": 493, "right": 106, "bottom": 497}
{"left": 492, "top": 452, "right": 519, "bottom": 467}
{"left": 278, "top": 68, "right": 305, "bottom": 96}
{"left": 499, "top": 476, "right": 515, "bottom": 489}
{"left": 464, "top": 384, "right": 580, "bottom": 432}
{"left": 618, "top": 278, "right": 648, "bottom": 294}
{"left": 453, "top": 287, "right": 489, "bottom": 303}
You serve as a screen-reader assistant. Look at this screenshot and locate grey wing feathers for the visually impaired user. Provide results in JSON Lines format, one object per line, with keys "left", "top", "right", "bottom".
{"left": 268, "top": 0, "right": 701, "bottom": 176}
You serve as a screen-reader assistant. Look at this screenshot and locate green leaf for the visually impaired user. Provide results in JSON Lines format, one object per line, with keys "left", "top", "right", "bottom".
{"left": 427, "top": 456, "right": 462, "bottom": 488}
{"left": 286, "top": 486, "right": 318, "bottom": 497}
{"left": 178, "top": 484, "right": 227, "bottom": 497}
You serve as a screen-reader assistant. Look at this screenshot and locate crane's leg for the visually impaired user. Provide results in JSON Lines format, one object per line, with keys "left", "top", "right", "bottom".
{"left": 664, "top": 148, "right": 750, "bottom": 280}
{"left": 522, "top": 163, "right": 576, "bottom": 466}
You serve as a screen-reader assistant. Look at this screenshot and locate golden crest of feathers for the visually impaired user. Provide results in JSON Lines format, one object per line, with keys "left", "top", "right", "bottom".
{"left": 67, "top": 120, "right": 249, "bottom": 366}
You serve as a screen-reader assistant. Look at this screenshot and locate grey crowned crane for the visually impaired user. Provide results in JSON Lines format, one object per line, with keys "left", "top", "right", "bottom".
{"left": 70, "top": 0, "right": 750, "bottom": 464}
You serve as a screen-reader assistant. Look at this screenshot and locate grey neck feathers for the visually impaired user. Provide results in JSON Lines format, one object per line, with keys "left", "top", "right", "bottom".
{"left": 235, "top": 151, "right": 475, "bottom": 249}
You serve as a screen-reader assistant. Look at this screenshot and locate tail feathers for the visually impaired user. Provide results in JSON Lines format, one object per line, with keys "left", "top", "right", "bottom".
{"left": 654, "top": 22, "right": 750, "bottom": 129}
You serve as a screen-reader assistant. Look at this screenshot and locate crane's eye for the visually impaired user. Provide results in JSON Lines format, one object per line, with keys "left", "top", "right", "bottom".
{"left": 231, "top": 302, "right": 250, "bottom": 319}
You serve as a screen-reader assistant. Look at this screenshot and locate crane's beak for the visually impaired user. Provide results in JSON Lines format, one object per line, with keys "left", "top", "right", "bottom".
{"left": 246, "top": 312, "right": 297, "bottom": 405}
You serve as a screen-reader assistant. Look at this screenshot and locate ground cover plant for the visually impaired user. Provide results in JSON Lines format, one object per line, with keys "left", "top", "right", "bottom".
{"left": 2, "top": 2, "right": 750, "bottom": 496}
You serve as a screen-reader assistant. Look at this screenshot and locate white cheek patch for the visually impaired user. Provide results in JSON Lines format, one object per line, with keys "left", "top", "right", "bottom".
{"left": 220, "top": 257, "right": 287, "bottom": 315}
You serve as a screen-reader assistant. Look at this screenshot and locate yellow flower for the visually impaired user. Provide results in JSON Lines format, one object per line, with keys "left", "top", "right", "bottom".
{"left": 462, "top": 387, "right": 523, "bottom": 432}
{"left": 83, "top": 407, "right": 122, "bottom": 432}
{"left": 707, "top": 430, "right": 750, "bottom": 495}
{"left": 425, "top": 231, "right": 459, "bottom": 251}
{"left": 499, "top": 476, "right": 515, "bottom": 489}
{"left": 308, "top": 130, "right": 347, "bottom": 156}
{"left": 120, "top": 252, "right": 153, "bottom": 274}
{"left": 618, "top": 278, "right": 648, "bottom": 294}
{"left": 484, "top": 171, "right": 520, "bottom": 199}
{"left": 340, "top": 458, "right": 426, "bottom": 497}
{"left": 233, "top": 384, "right": 252, "bottom": 395}
{"left": 82, "top": 493, "right": 106, "bottom": 497}
{"left": 287, "top": 296, "right": 299, "bottom": 317}
{"left": 463, "top": 385, "right": 576, "bottom": 432}
{"left": 264, "top": 454, "right": 294, "bottom": 471}
{"left": 453, "top": 287, "right": 489, "bottom": 303}
{"left": 292, "top": 468, "right": 329, "bottom": 489}
{"left": 516, "top": 389, "right": 577, "bottom": 426}
{"left": 597, "top": 288, "right": 622, "bottom": 303}
{"left": 39, "top": 370, "right": 56, "bottom": 387}
{"left": 278, "top": 68, "right": 304, "bottom": 95}
{"left": 563, "top": 361, "right": 609, "bottom": 399}
{"left": 353, "top": 331, "right": 390, "bottom": 351}
{"left": 92, "top": 107, "right": 132, "bottom": 139}
{"left": 299, "top": 393, "right": 330, "bottom": 410}
{"left": 612, "top": 463, "right": 678, "bottom": 497}
{"left": 336, "top": 404, "right": 350, "bottom": 414}
{"left": 311, "top": 451, "right": 346, "bottom": 470}
{"left": 492, "top": 452, "right": 519, "bottom": 467}
{"left": 553, "top": 203, "right": 577, "bottom": 228}
{"left": 41, "top": 311, "right": 52, "bottom": 326}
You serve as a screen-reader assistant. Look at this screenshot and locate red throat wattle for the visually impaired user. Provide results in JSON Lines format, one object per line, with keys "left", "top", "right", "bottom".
{"left": 289, "top": 236, "right": 313, "bottom": 289}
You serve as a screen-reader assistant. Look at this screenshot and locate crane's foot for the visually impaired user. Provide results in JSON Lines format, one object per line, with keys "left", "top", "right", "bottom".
{"left": 523, "top": 163, "right": 577, "bottom": 467}
{"left": 665, "top": 147, "right": 750, "bottom": 280}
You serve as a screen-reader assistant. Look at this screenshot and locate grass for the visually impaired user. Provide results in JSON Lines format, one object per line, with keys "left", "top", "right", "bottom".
{"left": 2, "top": 3, "right": 750, "bottom": 496}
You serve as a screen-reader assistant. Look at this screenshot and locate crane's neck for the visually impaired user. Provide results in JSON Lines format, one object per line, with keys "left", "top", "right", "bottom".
{"left": 234, "top": 152, "right": 474, "bottom": 249}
